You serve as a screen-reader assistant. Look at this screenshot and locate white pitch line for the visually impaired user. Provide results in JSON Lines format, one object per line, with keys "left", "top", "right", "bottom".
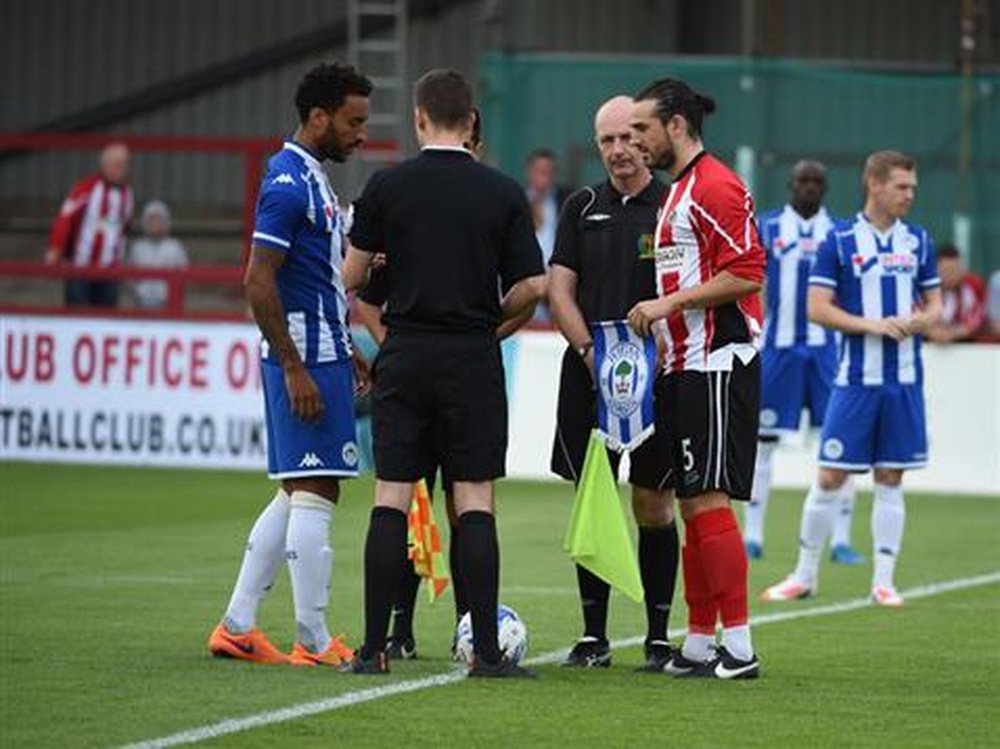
{"left": 121, "top": 570, "right": 1000, "bottom": 749}
{"left": 121, "top": 671, "right": 469, "bottom": 749}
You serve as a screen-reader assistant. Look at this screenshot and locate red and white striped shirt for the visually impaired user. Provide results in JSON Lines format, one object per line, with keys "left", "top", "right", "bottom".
{"left": 653, "top": 152, "right": 765, "bottom": 373}
{"left": 48, "top": 174, "right": 134, "bottom": 267}
{"left": 940, "top": 273, "right": 986, "bottom": 336}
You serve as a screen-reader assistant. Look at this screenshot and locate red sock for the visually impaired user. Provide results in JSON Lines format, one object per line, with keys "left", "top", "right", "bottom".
{"left": 691, "top": 507, "right": 749, "bottom": 628}
{"left": 682, "top": 520, "right": 716, "bottom": 634}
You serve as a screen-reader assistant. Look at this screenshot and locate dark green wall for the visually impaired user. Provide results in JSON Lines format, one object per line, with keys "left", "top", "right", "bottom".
{"left": 481, "top": 54, "right": 999, "bottom": 275}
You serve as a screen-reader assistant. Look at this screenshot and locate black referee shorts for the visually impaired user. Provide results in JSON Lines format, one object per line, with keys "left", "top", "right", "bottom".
{"left": 654, "top": 355, "right": 761, "bottom": 501}
{"left": 550, "top": 346, "right": 673, "bottom": 491}
{"left": 372, "top": 331, "right": 507, "bottom": 483}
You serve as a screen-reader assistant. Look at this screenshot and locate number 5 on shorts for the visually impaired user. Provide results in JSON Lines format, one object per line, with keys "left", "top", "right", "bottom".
{"left": 681, "top": 437, "right": 695, "bottom": 472}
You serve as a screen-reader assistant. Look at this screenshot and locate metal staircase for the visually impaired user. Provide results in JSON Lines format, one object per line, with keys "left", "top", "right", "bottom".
{"left": 345, "top": 0, "right": 408, "bottom": 195}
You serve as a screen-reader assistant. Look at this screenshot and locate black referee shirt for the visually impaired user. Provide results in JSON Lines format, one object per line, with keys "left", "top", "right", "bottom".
{"left": 549, "top": 177, "right": 666, "bottom": 321}
{"left": 350, "top": 148, "right": 544, "bottom": 334}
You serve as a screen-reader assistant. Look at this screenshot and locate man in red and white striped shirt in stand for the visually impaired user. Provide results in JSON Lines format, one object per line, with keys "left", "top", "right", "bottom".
{"left": 45, "top": 142, "right": 134, "bottom": 307}
{"left": 627, "top": 78, "right": 766, "bottom": 679}
{"left": 926, "top": 244, "right": 987, "bottom": 343}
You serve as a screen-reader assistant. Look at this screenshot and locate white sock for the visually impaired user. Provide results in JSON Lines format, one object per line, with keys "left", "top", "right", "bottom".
{"left": 871, "top": 483, "right": 905, "bottom": 589}
{"left": 722, "top": 625, "right": 753, "bottom": 661}
{"left": 743, "top": 441, "right": 775, "bottom": 546}
{"left": 831, "top": 475, "right": 857, "bottom": 548}
{"left": 682, "top": 632, "right": 716, "bottom": 662}
{"left": 223, "top": 489, "right": 291, "bottom": 633}
{"left": 286, "top": 491, "right": 334, "bottom": 653}
{"left": 792, "top": 483, "right": 839, "bottom": 585}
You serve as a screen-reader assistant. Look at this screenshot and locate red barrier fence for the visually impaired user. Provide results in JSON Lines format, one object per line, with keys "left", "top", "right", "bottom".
{"left": 0, "top": 260, "right": 245, "bottom": 320}
{"left": 0, "top": 132, "right": 401, "bottom": 257}
{"left": 0, "top": 260, "right": 559, "bottom": 329}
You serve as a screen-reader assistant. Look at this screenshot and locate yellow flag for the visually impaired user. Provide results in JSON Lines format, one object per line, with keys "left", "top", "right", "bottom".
{"left": 563, "top": 431, "right": 644, "bottom": 602}
{"left": 408, "top": 479, "right": 450, "bottom": 602}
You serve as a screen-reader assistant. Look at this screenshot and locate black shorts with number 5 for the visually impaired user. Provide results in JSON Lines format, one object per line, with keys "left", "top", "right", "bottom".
{"left": 654, "top": 355, "right": 760, "bottom": 501}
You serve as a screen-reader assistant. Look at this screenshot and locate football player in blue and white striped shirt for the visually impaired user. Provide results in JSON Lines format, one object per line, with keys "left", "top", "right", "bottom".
{"left": 762, "top": 151, "right": 942, "bottom": 607}
{"left": 744, "top": 161, "right": 862, "bottom": 564}
{"left": 208, "top": 63, "right": 373, "bottom": 666}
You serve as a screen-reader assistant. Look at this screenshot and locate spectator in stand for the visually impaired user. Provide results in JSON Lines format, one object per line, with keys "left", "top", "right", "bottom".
{"left": 46, "top": 142, "right": 134, "bottom": 307}
{"left": 524, "top": 148, "right": 572, "bottom": 264}
{"left": 525, "top": 149, "right": 572, "bottom": 321}
{"left": 129, "top": 200, "right": 189, "bottom": 310}
{"left": 926, "top": 244, "right": 986, "bottom": 343}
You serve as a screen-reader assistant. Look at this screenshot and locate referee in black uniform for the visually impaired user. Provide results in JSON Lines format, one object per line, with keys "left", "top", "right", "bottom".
{"left": 352, "top": 109, "right": 486, "bottom": 660}
{"left": 549, "top": 96, "right": 680, "bottom": 671}
{"left": 356, "top": 266, "right": 467, "bottom": 661}
{"left": 343, "top": 70, "right": 545, "bottom": 677}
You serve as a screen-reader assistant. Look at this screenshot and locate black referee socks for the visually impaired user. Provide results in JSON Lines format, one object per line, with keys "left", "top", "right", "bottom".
{"left": 390, "top": 562, "right": 422, "bottom": 642}
{"left": 576, "top": 564, "right": 611, "bottom": 642}
{"left": 458, "top": 511, "right": 502, "bottom": 664}
{"left": 449, "top": 525, "right": 469, "bottom": 622}
{"left": 638, "top": 522, "right": 680, "bottom": 644}
{"left": 362, "top": 506, "right": 408, "bottom": 657}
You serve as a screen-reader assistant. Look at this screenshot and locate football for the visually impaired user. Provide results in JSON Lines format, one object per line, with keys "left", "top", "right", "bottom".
{"left": 454, "top": 604, "right": 529, "bottom": 665}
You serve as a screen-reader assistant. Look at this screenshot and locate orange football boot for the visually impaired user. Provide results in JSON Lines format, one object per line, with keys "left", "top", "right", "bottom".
{"left": 289, "top": 635, "right": 355, "bottom": 667}
{"left": 208, "top": 623, "right": 290, "bottom": 664}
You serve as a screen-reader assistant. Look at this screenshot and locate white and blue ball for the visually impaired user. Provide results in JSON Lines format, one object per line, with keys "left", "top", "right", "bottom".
{"left": 454, "top": 604, "right": 528, "bottom": 665}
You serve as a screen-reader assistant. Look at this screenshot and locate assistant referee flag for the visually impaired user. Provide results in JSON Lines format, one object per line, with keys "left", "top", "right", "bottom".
{"left": 564, "top": 431, "right": 644, "bottom": 603}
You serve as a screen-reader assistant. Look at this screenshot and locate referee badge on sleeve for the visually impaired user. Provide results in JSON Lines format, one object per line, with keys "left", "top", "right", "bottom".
{"left": 592, "top": 321, "right": 658, "bottom": 453}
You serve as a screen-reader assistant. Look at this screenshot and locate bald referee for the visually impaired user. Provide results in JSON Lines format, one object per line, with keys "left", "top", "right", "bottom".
{"left": 343, "top": 69, "right": 545, "bottom": 677}
{"left": 550, "top": 96, "right": 679, "bottom": 672}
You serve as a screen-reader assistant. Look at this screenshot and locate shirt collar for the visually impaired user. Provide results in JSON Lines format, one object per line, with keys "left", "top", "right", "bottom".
{"left": 607, "top": 176, "right": 660, "bottom": 205}
{"left": 859, "top": 212, "right": 899, "bottom": 244}
{"left": 788, "top": 204, "right": 828, "bottom": 228}
{"left": 284, "top": 140, "right": 322, "bottom": 168}
{"left": 421, "top": 145, "right": 473, "bottom": 156}
{"left": 672, "top": 149, "right": 707, "bottom": 183}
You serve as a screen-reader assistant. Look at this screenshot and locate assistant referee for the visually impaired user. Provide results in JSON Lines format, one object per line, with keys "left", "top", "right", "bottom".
{"left": 343, "top": 69, "right": 545, "bottom": 677}
{"left": 549, "top": 96, "right": 679, "bottom": 672}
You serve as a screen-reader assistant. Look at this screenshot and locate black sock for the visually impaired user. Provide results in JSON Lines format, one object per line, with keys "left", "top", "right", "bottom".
{"left": 362, "top": 506, "right": 408, "bottom": 657}
{"left": 449, "top": 524, "right": 469, "bottom": 621}
{"left": 576, "top": 564, "right": 610, "bottom": 642}
{"left": 458, "top": 511, "right": 501, "bottom": 664}
{"left": 638, "top": 522, "right": 680, "bottom": 644}
{"left": 390, "top": 561, "right": 421, "bottom": 641}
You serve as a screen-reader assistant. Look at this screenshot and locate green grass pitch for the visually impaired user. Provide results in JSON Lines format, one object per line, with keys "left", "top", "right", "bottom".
{"left": 1, "top": 463, "right": 998, "bottom": 748}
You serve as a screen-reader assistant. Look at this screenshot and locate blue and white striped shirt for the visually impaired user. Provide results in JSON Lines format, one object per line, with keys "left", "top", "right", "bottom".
{"left": 252, "top": 141, "right": 351, "bottom": 365}
{"left": 759, "top": 204, "right": 836, "bottom": 351}
{"left": 809, "top": 213, "right": 940, "bottom": 387}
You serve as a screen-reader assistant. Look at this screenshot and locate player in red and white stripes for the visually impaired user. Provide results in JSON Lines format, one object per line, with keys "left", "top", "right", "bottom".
{"left": 627, "top": 78, "right": 766, "bottom": 679}
{"left": 46, "top": 142, "right": 134, "bottom": 307}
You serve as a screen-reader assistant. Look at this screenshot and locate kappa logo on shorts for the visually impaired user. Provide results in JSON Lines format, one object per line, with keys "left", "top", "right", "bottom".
{"left": 298, "top": 452, "right": 325, "bottom": 468}
{"left": 760, "top": 409, "right": 779, "bottom": 428}
{"left": 342, "top": 442, "right": 358, "bottom": 467}
{"left": 822, "top": 438, "right": 845, "bottom": 460}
